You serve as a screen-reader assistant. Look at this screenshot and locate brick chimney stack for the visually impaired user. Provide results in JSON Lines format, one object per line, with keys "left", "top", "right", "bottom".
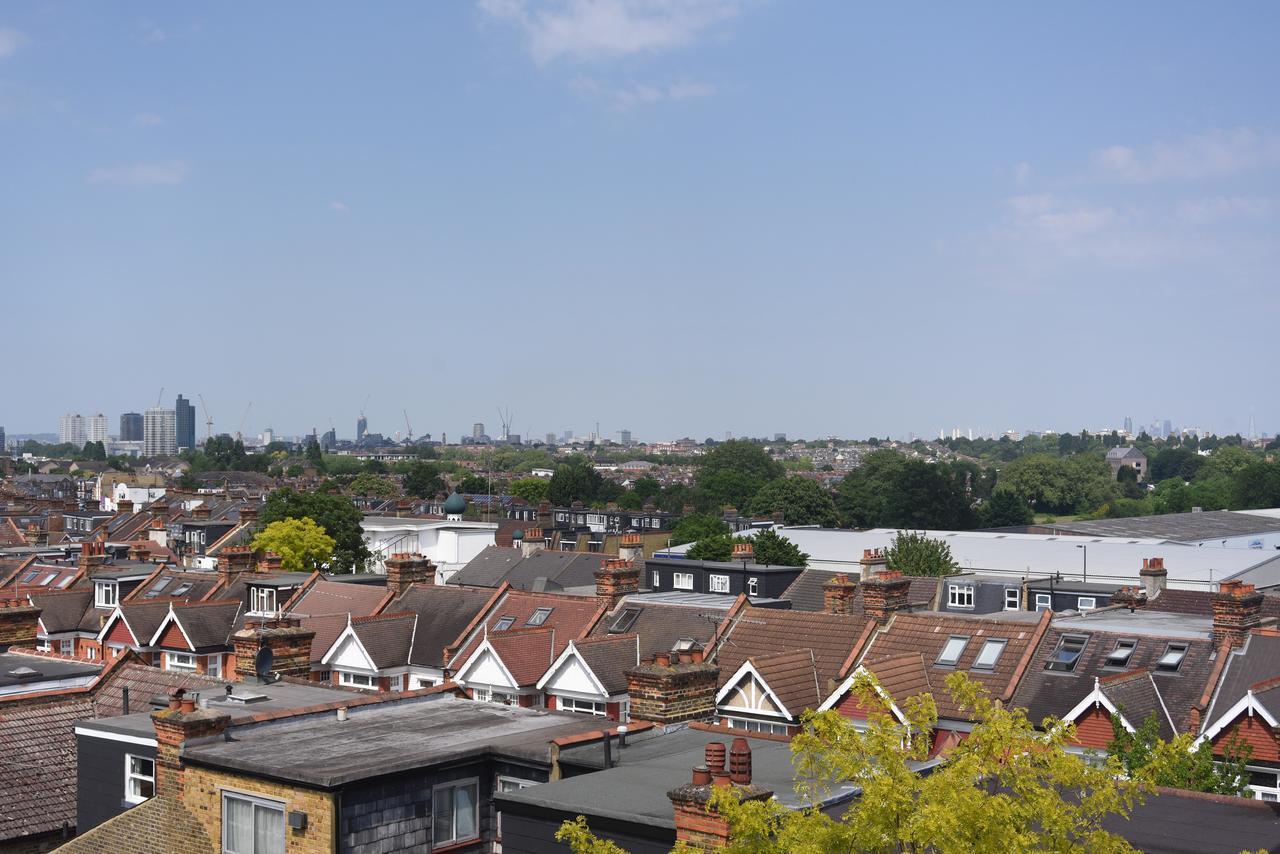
{"left": 822, "top": 574, "right": 859, "bottom": 615}
{"left": 619, "top": 532, "right": 644, "bottom": 563}
{"left": 522, "top": 528, "right": 545, "bottom": 559}
{"left": 117, "top": 498, "right": 134, "bottom": 515}
{"left": 626, "top": 648, "right": 719, "bottom": 725}
{"left": 595, "top": 558, "right": 639, "bottom": 610}
{"left": 149, "top": 497, "right": 170, "bottom": 520}
{"left": 47, "top": 510, "right": 64, "bottom": 534}
{"left": 23, "top": 524, "right": 40, "bottom": 547}
{"left": 191, "top": 502, "right": 211, "bottom": 521}
{"left": 258, "top": 553, "right": 283, "bottom": 573}
{"left": 859, "top": 548, "right": 888, "bottom": 581}
{"left": 0, "top": 598, "right": 42, "bottom": 650}
{"left": 1140, "top": 557, "right": 1168, "bottom": 600}
{"left": 385, "top": 553, "right": 436, "bottom": 595}
{"left": 218, "top": 546, "right": 257, "bottom": 589}
{"left": 1213, "top": 580, "right": 1263, "bottom": 648}
{"left": 239, "top": 504, "right": 259, "bottom": 525}
{"left": 668, "top": 738, "right": 773, "bottom": 851}
{"left": 78, "top": 541, "right": 108, "bottom": 575}
{"left": 731, "top": 543, "right": 754, "bottom": 564}
{"left": 151, "top": 690, "right": 231, "bottom": 799}
{"left": 233, "top": 617, "right": 316, "bottom": 681}
{"left": 537, "top": 502, "right": 553, "bottom": 525}
{"left": 862, "top": 570, "right": 911, "bottom": 623}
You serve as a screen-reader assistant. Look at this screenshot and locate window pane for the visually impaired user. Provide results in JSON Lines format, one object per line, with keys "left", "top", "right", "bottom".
{"left": 225, "top": 796, "right": 254, "bottom": 854}
{"left": 433, "top": 785, "right": 454, "bottom": 844}
{"left": 974, "top": 640, "right": 1006, "bottom": 669}
{"left": 254, "top": 803, "right": 284, "bottom": 854}
{"left": 455, "top": 783, "right": 477, "bottom": 840}
{"left": 938, "top": 637, "right": 967, "bottom": 665}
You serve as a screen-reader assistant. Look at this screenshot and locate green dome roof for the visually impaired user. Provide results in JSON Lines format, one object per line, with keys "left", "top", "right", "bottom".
{"left": 512, "top": 529, "right": 524, "bottom": 540}
{"left": 443, "top": 492, "right": 467, "bottom": 514}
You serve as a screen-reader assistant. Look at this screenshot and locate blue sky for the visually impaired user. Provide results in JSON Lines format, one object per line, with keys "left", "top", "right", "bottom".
{"left": 3, "top": 2, "right": 1278, "bottom": 442}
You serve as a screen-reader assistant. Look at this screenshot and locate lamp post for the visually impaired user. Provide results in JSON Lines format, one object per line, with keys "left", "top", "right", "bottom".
{"left": 1075, "top": 543, "right": 1087, "bottom": 583}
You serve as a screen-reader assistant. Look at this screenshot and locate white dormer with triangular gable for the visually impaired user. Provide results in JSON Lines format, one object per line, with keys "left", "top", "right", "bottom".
{"left": 716, "top": 660, "right": 791, "bottom": 721}
{"left": 537, "top": 641, "right": 608, "bottom": 699}
{"left": 320, "top": 618, "right": 383, "bottom": 691}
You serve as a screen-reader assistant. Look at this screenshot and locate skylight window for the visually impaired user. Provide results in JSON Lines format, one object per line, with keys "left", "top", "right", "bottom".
{"left": 150, "top": 578, "right": 172, "bottom": 594}
{"left": 39, "top": 573, "right": 57, "bottom": 586}
{"left": 526, "top": 607, "right": 553, "bottom": 627}
{"left": 936, "top": 636, "right": 969, "bottom": 667}
{"left": 1105, "top": 639, "right": 1137, "bottom": 668}
{"left": 1156, "top": 642, "right": 1188, "bottom": 673}
{"left": 171, "top": 583, "right": 192, "bottom": 597}
{"left": 20, "top": 571, "right": 38, "bottom": 584}
{"left": 56, "top": 575, "right": 74, "bottom": 589}
{"left": 609, "top": 608, "right": 641, "bottom": 634}
{"left": 493, "top": 616, "right": 516, "bottom": 632}
{"left": 972, "top": 639, "right": 1007, "bottom": 671}
{"left": 1045, "top": 635, "right": 1088, "bottom": 672}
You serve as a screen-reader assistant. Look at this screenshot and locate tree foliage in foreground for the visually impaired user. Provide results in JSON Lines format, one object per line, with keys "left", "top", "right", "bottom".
{"left": 884, "top": 530, "right": 959, "bottom": 577}
{"left": 1108, "top": 712, "right": 1250, "bottom": 796}
{"left": 687, "top": 529, "right": 808, "bottom": 567}
{"left": 250, "top": 517, "right": 336, "bottom": 573}
{"left": 560, "top": 671, "right": 1161, "bottom": 854}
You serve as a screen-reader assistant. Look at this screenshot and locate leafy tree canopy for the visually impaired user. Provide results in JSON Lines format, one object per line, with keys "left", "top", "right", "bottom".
{"left": 1108, "top": 712, "right": 1250, "bottom": 796}
{"left": 403, "top": 461, "right": 446, "bottom": 499}
{"left": 349, "top": 472, "right": 397, "bottom": 498}
{"left": 885, "top": 530, "right": 959, "bottom": 576}
{"left": 978, "top": 489, "right": 1033, "bottom": 528}
{"left": 670, "top": 513, "right": 731, "bottom": 547}
{"left": 748, "top": 477, "right": 839, "bottom": 527}
{"left": 250, "top": 517, "right": 336, "bottom": 573}
{"left": 509, "top": 477, "right": 550, "bottom": 505}
{"left": 549, "top": 458, "right": 604, "bottom": 506}
{"left": 695, "top": 440, "right": 785, "bottom": 510}
{"left": 258, "top": 487, "right": 368, "bottom": 572}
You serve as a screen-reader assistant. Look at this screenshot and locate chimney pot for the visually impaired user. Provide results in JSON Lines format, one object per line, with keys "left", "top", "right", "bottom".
{"left": 692, "top": 765, "right": 711, "bottom": 786}
{"left": 705, "top": 742, "right": 726, "bottom": 774}
{"left": 729, "top": 737, "right": 752, "bottom": 785}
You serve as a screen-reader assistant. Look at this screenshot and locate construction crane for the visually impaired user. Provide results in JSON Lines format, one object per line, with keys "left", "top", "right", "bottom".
{"left": 198, "top": 394, "right": 214, "bottom": 439}
{"left": 155, "top": 386, "right": 165, "bottom": 408}
{"left": 403, "top": 410, "right": 413, "bottom": 443}
{"left": 236, "top": 402, "right": 253, "bottom": 442}
{"left": 496, "top": 406, "right": 513, "bottom": 441}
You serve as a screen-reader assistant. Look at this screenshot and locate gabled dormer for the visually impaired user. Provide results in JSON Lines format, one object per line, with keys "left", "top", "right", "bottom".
{"left": 536, "top": 634, "right": 637, "bottom": 721}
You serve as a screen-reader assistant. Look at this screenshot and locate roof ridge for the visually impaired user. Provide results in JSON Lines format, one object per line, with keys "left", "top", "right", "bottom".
{"left": 171, "top": 598, "right": 243, "bottom": 609}
{"left": 352, "top": 611, "right": 416, "bottom": 624}
{"left": 1248, "top": 674, "right": 1280, "bottom": 694}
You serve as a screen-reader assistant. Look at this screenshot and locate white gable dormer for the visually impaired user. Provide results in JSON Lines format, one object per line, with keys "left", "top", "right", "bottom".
{"left": 715, "top": 660, "right": 791, "bottom": 720}
{"left": 452, "top": 639, "right": 519, "bottom": 692}
{"left": 320, "top": 620, "right": 378, "bottom": 673}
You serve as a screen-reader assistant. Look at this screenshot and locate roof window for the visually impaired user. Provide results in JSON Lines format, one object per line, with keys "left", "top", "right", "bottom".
{"left": 1045, "top": 635, "right": 1088, "bottom": 672}
{"left": 972, "top": 639, "right": 1007, "bottom": 671}
{"left": 1156, "top": 642, "right": 1188, "bottom": 673}
{"left": 1105, "top": 639, "right": 1137, "bottom": 668}
{"left": 936, "top": 636, "right": 969, "bottom": 667}
{"left": 609, "top": 608, "right": 641, "bottom": 634}
{"left": 493, "top": 616, "right": 516, "bottom": 632}
{"left": 526, "top": 607, "right": 553, "bottom": 627}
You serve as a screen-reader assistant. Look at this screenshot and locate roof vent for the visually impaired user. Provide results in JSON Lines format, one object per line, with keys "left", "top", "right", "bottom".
{"left": 6, "top": 666, "right": 41, "bottom": 680}
{"left": 217, "top": 691, "right": 270, "bottom": 705}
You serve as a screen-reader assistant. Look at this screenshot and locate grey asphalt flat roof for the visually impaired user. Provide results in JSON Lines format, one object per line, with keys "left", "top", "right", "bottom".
{"left": 1051, "top": 609, "right": 1212, "bottom": 640}
{"left": 182, "top": 695, "right": 606, "bottom": 788}
{"left": 0, "top": 652, "right": 100, "bottom": 687}
{"left": 1046, "top": 510, "right": 1280, "bottom": 542}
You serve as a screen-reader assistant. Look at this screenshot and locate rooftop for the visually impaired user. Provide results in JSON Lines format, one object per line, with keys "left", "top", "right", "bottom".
{"left": 1042, "top": 509, "right": 1280, "bottom": 543}
{"left": 1051, "top": 609, "right": 1213, "bottom": 640}
{"left": 0, "top": 651, "right": 100, "bottom": 690}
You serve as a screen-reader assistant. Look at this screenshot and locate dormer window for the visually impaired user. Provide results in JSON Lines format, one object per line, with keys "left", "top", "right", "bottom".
{"left": 526, "top": 607, "right": 553, "bottom": 627}
{"left": 249, "top": 587, "right": 277, "bottom": 616}
{"left": 1156, "top": 642, "right": 1188, "bottom": 673}
{"left": 95, "top": 581, "right": 118, "bottom": 608}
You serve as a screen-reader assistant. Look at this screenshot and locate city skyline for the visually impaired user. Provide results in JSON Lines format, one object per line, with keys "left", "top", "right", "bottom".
{"left": 2, "top": 3, "right": 1278, "bottom": 440}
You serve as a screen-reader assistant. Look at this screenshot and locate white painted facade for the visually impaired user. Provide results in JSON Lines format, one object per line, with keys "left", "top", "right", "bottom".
{"left": 102, "top": 483, "right": 166, "bottom": 512}
{"left": 360, "top": 517, "right": 497, "bottom": 582}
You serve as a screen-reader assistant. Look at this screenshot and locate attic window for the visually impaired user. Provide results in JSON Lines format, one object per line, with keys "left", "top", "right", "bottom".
{"left": 150, "top": 578, "right": 172, "bottom": 594}
{"left": 1045, "top": 635, "right": 1088, "bottom": 672}
{"left": 1105, "top": 639, "right": 1137, "bottom": 668}
{"left": 20, "top": 571, "right": 38, "bottom": 584}
{"left": 526, "top": 607, "right": 553, "bottom": 627}
{"left": 493, "top": 616, "right": 516, "bottom": 632}
{"left": 56, "top": 575, "right": 75, "bottom": 589}
{"left": 171, "top": 583, "right": 193, "bottom": 597}
{"left": 609, "top": 608, "right": 641, "bottom": 634}
{"left": 936, "top": 636, "right": 969, "bottom": 667}
{"left": 95, "top": 581, "right": 118, "bottom": 608}
{"left": 1156, "top": 642, "right": 1188, "bottom": 673}
{"left": 39, "top": 572, "right": 58, "bottom": 586}
{"left": 972, "top": 639, "right": 1007, "bottom": 671}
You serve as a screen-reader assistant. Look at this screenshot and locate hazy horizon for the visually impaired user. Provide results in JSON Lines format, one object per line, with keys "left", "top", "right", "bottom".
{"left": 3, "top": 3, "right": 1277, "bottom": 440}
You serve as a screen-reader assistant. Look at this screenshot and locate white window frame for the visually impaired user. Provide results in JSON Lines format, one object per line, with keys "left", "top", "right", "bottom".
{"left": 222, "top": 790, "right": 285, "bottom": 854}
{"left": 724, "top": 716, "right": 789, "bottom": 736}
{"left": 1246, "top": 765, "right": 1280, "bottom": 802}
{"left": 558, "top": 696, "right": 607, "bottom": 716}
{"left": 412, "top": 675, "right": 442, "bottom": 689}
{"left": 86, "top": 645, "right": 99, "bottom": 661}
{"left": 385, "top": 674, "right": 403, "bottom": 691}
{"left": 651, "top": 570, "right": 660, "bottom": 588}
{"left": 338, "top": 671, "right": 377, "bottom": 690}
{"left": 36, "top": 638, "right": 51, "bottom": 652}
{"left": 124, "top": 753, "right": 155, "bottom": 804}
{"left": 947, "top": 584, "right": 975, "bottom": 609}
{"left": 471, "top": 686, "right": 492, "bottom": 703}
{"left": 207, "top": 654, "right": 222, "bottom": 679}
{"left": 432, "top": 778, "right": 480, "bottom": 848}
{"left": 673, "top": 572, "right": 693, "bottom": 591}
{"left": 59, "top": 638, "right": 74, "bottom": 656}
{"left": 1077, "top": 596, "right": 1097, "bottom": 612}
{"left": 96, "top": 581, "right": 118, "bottom": 608}
{"left": 1004, "top": 588, "right": 1020, "bottom": 611}
{"left": 708, "top": 574, "right": 730, "bottom": 594}
{"left": 496, "top": 776, "right": 537, "bottom": 837}
{"left": 165, "top": 651, "right": 197, "bottom": 673}
{"left": 248, "top": 587, "right": 277, "bottom": 616}
{"left": 1034, "top": 593, "right": 1053, "bottom": 611}
{"left": 747, "top": 577, "right": 759, "bottom": 596}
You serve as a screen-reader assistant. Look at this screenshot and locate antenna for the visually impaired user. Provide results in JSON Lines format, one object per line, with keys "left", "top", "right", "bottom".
{"left": 198, "top": 394, "right": 214, "bottom": 439}
{"left": 254, "top": 646, "right": 275, "bottom": 682}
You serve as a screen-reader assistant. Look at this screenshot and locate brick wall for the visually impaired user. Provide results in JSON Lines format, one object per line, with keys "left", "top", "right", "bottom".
{"left": 627, "top": 660, "right": 719, "bottom": 725}
{"left": 183, "top": 765, "right": 335, "bottom": 854}
{"left": 0, "top": 599, "right": 41, "bottom": 649}
{"left": 1212, "top": 714, "right": 1280, "bottom": 763}
{"left": 1070, "top": 706, "right": 1115, "bottom": 749}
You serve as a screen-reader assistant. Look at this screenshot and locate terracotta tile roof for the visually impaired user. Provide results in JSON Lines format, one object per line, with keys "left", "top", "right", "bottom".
{"left": 746, "top": 648, "right": 822, "bottom": 716}
{"left": 711, "top": 604, "right": 870, "bottom": 694}
{"left": 450, "top": 590, "right": 606, "bottom": 668}
{"left": 570, "top": 634, "right": 640, "bottom": 696}
{"left": 287, "top": 578, "right": 390, "bottom": 618}
{"left": 485, "top": 627, "right": 557, "bottom": 686}
{"left": 782, "top": 569, "right": 938, "bottom": 614}
{"left": 1011, "top": 623, "right": 1214, "bottom": 733}
{"left": 861, "top": 651, "right": 933, "bottom": 703}
{"left": 350, "top": 612, "right": 416, "bottom": 669}
{"left": 860, "top": 611, "right": 1050, "bottom": 721}
{"left": 1146, "top": 588, "right": 1280, "bottom": 621}
{"left": 126, "top": 569, "right": 220, "bottom": 604}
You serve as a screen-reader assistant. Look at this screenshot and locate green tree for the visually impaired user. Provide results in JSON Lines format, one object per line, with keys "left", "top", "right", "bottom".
{"left": 880, "top": 461, "right": 974, "bottom": 529}
{"left": 1108, "top": 712, "right": 1250, "bottom": 796}
{"left": 258, "top": 488, "right": 369, "bottom": 572}
{"left": 670, "top": 514, "right": 731, "bottom": 547}
{"left": 885, "top": 530, "right": 959, "bottom": 576}
{"left": 748, "top": 477, "right": 838, "bottom": 527}
{"left": 978, "top": 489, "right": 1033, "bottom": 528}
{"left": 81, "top": 440, "right": 107, "bottom": 461}
{"left": 1149, "top": 447, "right": 1203, "bottom": 482}
{"left": 836, "top": 450, "right": 907, "bottom": 527}
{"left": 748, "top": 528, "right": 808, "bottom": 567}
{"left": 349, "top": 473, "right": 397, "bottom": 498}
{"left": 695, "top": 440, "right": 785, "bottom": 510}
{"left": 304, "top": 436, "right": 325, "bottom": 471}
{"left": 510, "top": 477, "right": 550, "bottom": 504}
{"left": 686, "top": 533, "right": 734, "bottom": 562}
{"left": 403, "top": 462, "right": 446, "bottom": 499}
{"left": 549, "top": 458, "right": 604, "bottom": 505}
{"left": 1232, "top": 462, "right": 1280, "bottom": 510}
{"left": 250, "top": 517, "right": 336, "bottom": 573}
{"left": 458, "top": 474, "right": 490, "bottom": 494}
{"left": 561, "top": 671, "right": 1157, "bottom": 854}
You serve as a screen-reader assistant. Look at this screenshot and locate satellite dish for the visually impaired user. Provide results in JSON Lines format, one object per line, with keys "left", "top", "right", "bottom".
{"left": 254, "top": 647, "right": 275, "bottom": 682}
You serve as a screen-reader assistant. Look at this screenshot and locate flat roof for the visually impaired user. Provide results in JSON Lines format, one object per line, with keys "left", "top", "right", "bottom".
{"left": 624, "top": 591, "right": 787, "bottom": 609}
{"left": 1045, "top": 509, "right": 1280, "bottom": 542}
{"left": 0, "top": 652, "right": 100, "bottom": 687}
{"left": 1051, "top": 609, "right": 1212, "bottom": 640}
{"left": 182, "top": 695, "right": 606, "bottom": 788}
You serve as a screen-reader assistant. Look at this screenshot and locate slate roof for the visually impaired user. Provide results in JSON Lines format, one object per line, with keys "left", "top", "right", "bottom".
{"left": 158, "top": 600, "right": 244, "bottom": 651}
{"left": 712, "top": 604, "right": 869, "bottom": 695}
{"left": 287, "top": 577, "right": 390, "bottom": 618}
{"left": 860, "top": 611, "right": 1049, "bottom": 720}
{"left": 1145, "top": 588, "right": 1280, "bottom": 621}
{"left": 30, "top": 590, "right": 94, "bottom": 633}
{"left": 350, "top": 613, "right": 417, "bottom": 669}
{"left": 1010, "top": 619, "right": 1215, "bottom": 733}
{"left": 1202, "top": 632, "right": 1280, "bottom": 730}
{"left": 451, "top": 545, "right": 603, "bottom": 592}
{"left": 1098, "top": 670, "right": 1177, "bottom": 740}
{"left": 450, "top": 590, "right": 606, "bottom": 668}
{"left": 588, "top": 598, "right": 723, "bottom": 660}
{"left": 781, "top": 569, "right": 938, "bottom": 614}
{"left": 745, "top": 648, "right": 821, "bottom": 716}
{"left": 571, "top": 634, "right": 640, "bottom": 695}
{"left": 126, "top": 568, "right": 220, "bottom": 603}
{"left": 388, "top": 585, "right": 497, "bottom": 669}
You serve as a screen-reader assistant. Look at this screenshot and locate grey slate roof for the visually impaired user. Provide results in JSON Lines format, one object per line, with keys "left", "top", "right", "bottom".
{"left": 781, "top": 569, "right": 938, "bottom": 613}
{"left": 1202, "top": 632, "right": 1280, "bottom": 729}
{"left": 30, "top": 590, "right": 94, "bottom": 633}
{"left": 588, "top": 598, "right": 723, "bottom": 660}
{"left": 571, "top": 634, "right": 640, "bottom": 695}
{"left": 451, "top": 545, "right": 603, "bottom": 592}
{"left": 163, "top": 601, "right": 243, "bottom": 650}
{"left": 1102, "top": 671, "right": 1176, "bottom": 740}
{"left": 350, "top": 613, "right": 416, "bottom": 669}
{"left": 385, "top": 584, "right": 496, "bottom": 669}
{"left": 1046, "top": 509, "right": 1280, "bottom": 542}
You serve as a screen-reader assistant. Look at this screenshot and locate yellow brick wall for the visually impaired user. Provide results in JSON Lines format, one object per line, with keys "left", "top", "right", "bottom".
{"left": 182, "top": 765, "right": 335, "bottom": 854}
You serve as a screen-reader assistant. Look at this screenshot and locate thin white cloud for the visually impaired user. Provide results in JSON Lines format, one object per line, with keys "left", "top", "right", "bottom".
{"left": 133, "top": 112, "right": 164, "bottom": 127}
{"left": 137, "top": 19, "right": 167, "bottom": 44}
{"left": 479, "top": 0, "right": 743, "bottom": 64}
{"left": 88, "top": 160, "right": 188, "bottom": 187}
{"left": 329, "top": 201, "right": 349, "bottom": 213}
{"left": 0, "top": 27, "right": 26, "bottom": 59}
{"left": 1175, "top": 196, "right": 1272, "bottom": 224}
{"left": 1091, "top": 128, "right": 1280, "bottom": 182}
{"left": 571, "top": 75, "right": 714, "bottom": 109}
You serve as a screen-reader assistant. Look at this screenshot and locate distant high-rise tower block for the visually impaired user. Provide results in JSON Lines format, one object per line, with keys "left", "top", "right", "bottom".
{"left": 120, "top": 412, "right": 144, "bottom": 441}
{"left": 357, "top": 415, "right": 367, "bottom": 442}
{"left": 59, "top": 413, "right": 87, "bottom": 447}
{"left": 86, "top": 414, "right": 108, "bottom": 443}
{"left": 175, "top": 395, "right": 196, "bottom": 450}
{"left": 473, "top": 422, "right": 485, "bottom": 440}
{"left": 143, "top": 407, "right": 177, "bottom": 457}
{"left": 620, "top": 429, "right": 632, "bottom": 445}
